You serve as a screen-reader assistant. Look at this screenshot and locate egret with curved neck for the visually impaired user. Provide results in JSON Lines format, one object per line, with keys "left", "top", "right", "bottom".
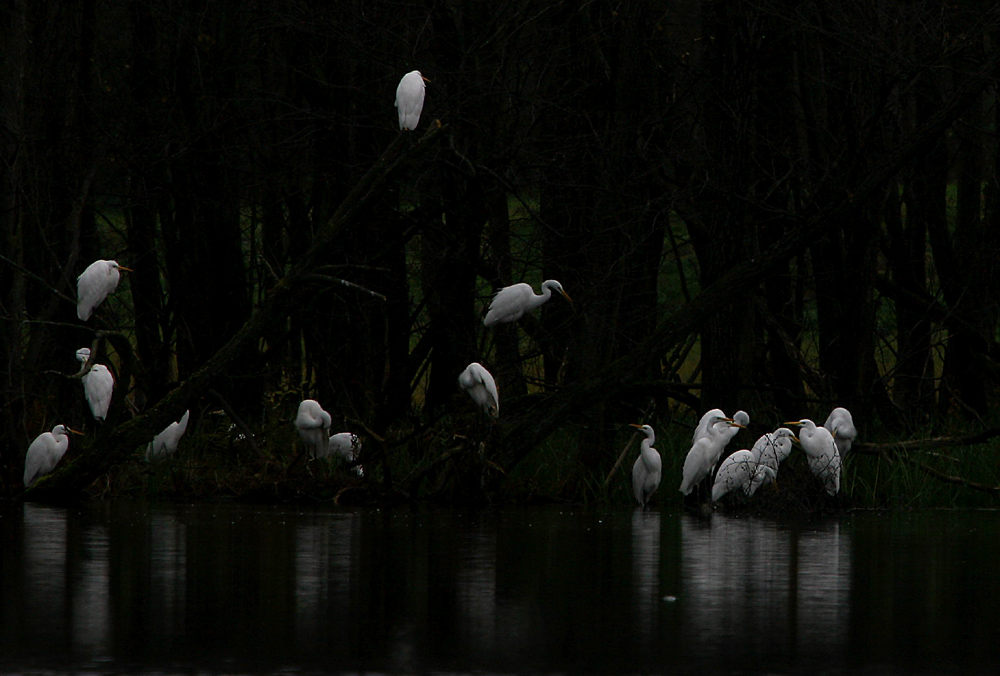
{"left": 483, "top": 280, "right": 571, "bottom": 327}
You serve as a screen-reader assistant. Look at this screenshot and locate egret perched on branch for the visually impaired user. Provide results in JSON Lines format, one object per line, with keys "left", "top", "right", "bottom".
{"left": 458, "top": 362, "right": 499, "bottom": 419}
{"left": 483, "top": 280, "right": 572, "bottom": 327}
{"left": 82, "top": 363, "right": 115, "bottom": 421}
{"left": 395, "top": 70, "right": 428, "bottom": 131}
{"left": 711, "top": 449, "right": 756, "bottom": 502}
{"left": 77, "top": 259, "right": 132, "bottom": 321}
{"left": 630, "top": 424, "right": 662, "bottom": 507}
{"left": 147, "top": 410, "right": 191, "bottom": 462}
{"left": 680, "top": 414, "right": 745, "bottom": 495}
{"left": 24, "top": 424, "right": 81, "bottom": 487}
{"left": 785, "top": 418, "right": 842, "bottom": 496}
{"left": 295, "top": 399, "right": 331, "bottom": 458}
{"left": 823, "top": 407, "right": 857, "bottom": 457}
{"left": 75, "top": 347, "right": 91, "bottom": 364}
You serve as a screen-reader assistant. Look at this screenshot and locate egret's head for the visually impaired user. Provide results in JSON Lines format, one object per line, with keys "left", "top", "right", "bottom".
{"left": 109, "top": 260, "right": 133, "bottom": 273}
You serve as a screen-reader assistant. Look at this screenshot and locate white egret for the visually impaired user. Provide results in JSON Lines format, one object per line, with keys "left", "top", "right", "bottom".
{"left": 692, "top": 408, "right": 726, "bottom": 444}
{"left": 484, "top": 280, "right": 572, "bottom": 327}
{"left": 458, "top": 362, "right": 499, "bottom": 418}
{"left": 785, "top": 418, "right": 842, "bottom": 496}
{"left": 75, "top": 347, "right": 91, "bottom": 363}
{"left": 745, "top": 465, "right": 777, "bottom": 497}
{"left": 630, "top": 424, "right": 662, "bottom": 507}
{"left": 295, "top": 399, "right": 331, "bottom": 458}
{"left": 395, "top": 70, "right": 428, "bottom": 131}
{"left": 692, "top": 408, "right": 749, "bottom": 445}
{"left": 146, "top": 410, "right": 191, "bottom": 462}
{"left": 24, "top": 424, "right": 81, "bottom": 487}
{"left": 750, "top": 427, "right": 796, "bottom": 474}
{"left": 679, "top": 414, "right": 745, "bottom": 495}
{"left": 329, "top": 431, "right": 364, "bottom": 476}
{"left": 711, "top": 449, "right": 756, "bottom": 502}
{"left": 77, "top": 259, "right": 132, "bottom": 321}
{"left": 82, "top": 363, "right": 114, "bottom": 421}
{"left": 823, "top": 407, "right": 857, "bottom": 457}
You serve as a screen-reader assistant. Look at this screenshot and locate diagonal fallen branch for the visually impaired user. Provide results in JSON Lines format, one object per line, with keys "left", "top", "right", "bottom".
{"left": 23, "top": 124, "right": 447, "bottom": 504}
{"left": 852, "top": 428, "right": 1000, "bottom": 495}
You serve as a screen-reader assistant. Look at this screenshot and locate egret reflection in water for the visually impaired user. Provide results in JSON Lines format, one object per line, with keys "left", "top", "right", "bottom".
{"left": 680, "top": 514, "right": 850, "bottom": 668}
{"left": 4, "top": 504, "right": 1000, "bottom": 674}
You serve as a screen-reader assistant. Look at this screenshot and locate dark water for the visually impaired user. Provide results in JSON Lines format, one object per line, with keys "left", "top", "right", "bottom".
{"left": 1, "top": 501, "right": 998, "bottom": 675}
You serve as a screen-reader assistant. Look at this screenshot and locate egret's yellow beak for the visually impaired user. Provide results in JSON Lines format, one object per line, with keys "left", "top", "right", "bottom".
{"left": 782, "top": 421, "right": 803, "bottom": 426}
{"left": 560, "top": 289, "right": 572, "bottom": 302}
{"left": 68, "top": 427, "right": 84, "bottom": 436}
{"left": 630, "top": 423, "right": 644, "bottom": 430}
{"left": 118, "top": 265, "right": 134, "bottom": 273}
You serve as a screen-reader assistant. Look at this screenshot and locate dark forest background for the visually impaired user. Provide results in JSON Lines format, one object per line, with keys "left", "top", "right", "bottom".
{"left": 3, "top": 0, "right": 1000, "bottom": 500}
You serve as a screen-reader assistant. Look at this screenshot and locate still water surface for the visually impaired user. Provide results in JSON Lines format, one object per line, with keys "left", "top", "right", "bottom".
{"left": 1, "top": 501, "right": 998, "bottom": 675}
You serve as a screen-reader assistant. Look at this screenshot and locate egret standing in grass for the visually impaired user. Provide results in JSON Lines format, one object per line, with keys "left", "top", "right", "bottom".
{"left": 483, "top": 280, "right": 572, "bottom": 327}
{"left": 24, "top": 425, "right": 81, "bottom": 487}
{"left": 458, "top": 362, "right": 499, "bottom": 419}
{"left": 395, "top": 70, "right": 428, "bottom": 131}
{"left": 147, "top": 410, "right": 191, "bottom": 462}
{"left": 295, "top": 399, "right": 332, "bottom": 458}
{"left": 630, "top": 424, "right": 662, "bottom": 507}
{"left": 823, "top": 407, "right": 857, "bottom": 457}
{"left": 77, "top": 259, "right": 132, "bottom": 321}
{"left": 680, "top": 413, "right": 746, "bottom": 495}
{"left": 785, "top": 418, "right": 842, "bottom": 496}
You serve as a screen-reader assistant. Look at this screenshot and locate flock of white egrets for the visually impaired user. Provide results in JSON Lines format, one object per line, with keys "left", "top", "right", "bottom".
{"left": 630, "top": 407, "right": 858, "bottom": 507}
{"left": 25, "top": 70, "right": 437, "bottom": 489}
{"left": 24, "top": 259, "right": 191, "bottom": 487}
{"left": 33, "top": 71, "right": 785, "bottom": 506}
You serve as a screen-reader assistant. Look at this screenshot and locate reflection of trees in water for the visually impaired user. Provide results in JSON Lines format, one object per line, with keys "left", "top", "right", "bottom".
{"left": 680, "top": 515, "right": 849, "bottom": 665}
{"left": 631, "top": 510, "right": 660, "bottom": 643}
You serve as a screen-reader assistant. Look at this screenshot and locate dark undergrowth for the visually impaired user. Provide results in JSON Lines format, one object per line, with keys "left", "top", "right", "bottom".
{"left": 51, "top": 404, "right": 1000, "bottom": 512}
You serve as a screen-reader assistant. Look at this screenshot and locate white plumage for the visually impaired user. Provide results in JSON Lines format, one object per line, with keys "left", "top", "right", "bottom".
{"left": 329, "top": 431, "right": 364, "bottom": 476}
{"left": 750, "top": 427, "right": 795, "bottom": 475}
{"left": 76, "top": 347, "right": 91, "bottom": 363}
{"left": 295, "top": 399, "right": 331, "bottom": 458}
{"left": 395, "top": 70, "right": 427, "bottom": 131}
{"left": 24, "top": 424, "right": 77, "bottom": 487}
{"left": 786, "top": 418, "right": 842, "bottom": 496}
{"left": 711, "top": 449, "right": 756, "bottom": 502}
{"left": 77, "top": 259, "right": 131, "bottom": 321}
{"left": 680, "top": 413, "right": 746, "bottom": 495}
{"left": 745, "top": 464, "right": 777, "bottom": 497}
{"left": 630, "top": 424, "right": 662, "bottom": 506}
{"left": 329, "top": 432, "right": 360, "bottom": 461}
{"left": 823, "top": 407, "right": 857, "bottom": 457}
{"left": 458, "top": 362, "right": 499, "bottom": 418}
{"left": 483, "top": 280, "right": 571, "bottom": 327}
{"left": 147, "top": 410, "right": 191, "bottom": 462}
{"left": 82, "top": 363, "right": 115, "bottom": 420}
